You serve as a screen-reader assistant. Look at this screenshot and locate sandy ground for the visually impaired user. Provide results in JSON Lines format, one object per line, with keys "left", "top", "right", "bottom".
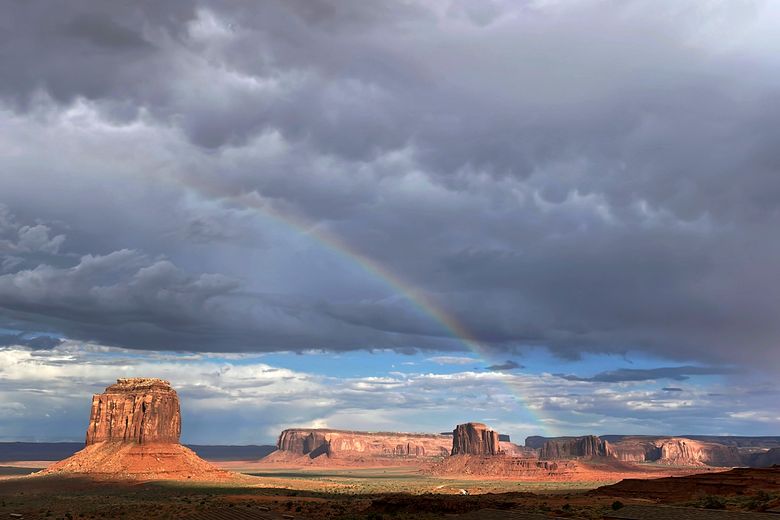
{"left": 0, "top": 462, "right": 778, "bottom": 519}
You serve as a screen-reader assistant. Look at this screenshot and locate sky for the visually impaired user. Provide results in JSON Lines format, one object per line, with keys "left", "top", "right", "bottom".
{"left": 1, "top": 0, "right": 780, "bottom": 444}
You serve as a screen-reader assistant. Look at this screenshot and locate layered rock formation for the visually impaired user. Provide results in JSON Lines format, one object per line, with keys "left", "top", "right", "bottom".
{"left": 431, "top": 453, "right": 579, "bottom": 479}
{"left": 270, "top": 428, "right": 452, "bottom": 462}
{"left": 42, "top": 378, "right": 233, "bottom": 481}
{"left": 539, "top": 435, "right": 614, "bottom": 460}
{"left": 451, "top": 423, "right": 501, "bottom": 456}
{"left": 85, "top": 378, "right": 181, "bottom": 445}
{"left": 530, "top": 435, "right": 743, "bottom": 467}
{"left": 610, "top": 437, "right": 742, "bottom": 467}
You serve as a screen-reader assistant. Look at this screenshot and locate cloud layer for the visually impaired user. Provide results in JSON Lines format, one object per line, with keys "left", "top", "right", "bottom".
{"left": 1, "top": 0, "right": 779, "bottom": 370}
{"left": 1, "top": 342, "right": 777, "bottom": 443}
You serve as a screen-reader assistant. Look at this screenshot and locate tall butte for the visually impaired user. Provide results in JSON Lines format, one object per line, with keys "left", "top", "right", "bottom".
{"left": 42, "top": 378, "right": 234, "bottom": 481}
{"left": 451, "top": 422, "right": 501, "bottom": 456}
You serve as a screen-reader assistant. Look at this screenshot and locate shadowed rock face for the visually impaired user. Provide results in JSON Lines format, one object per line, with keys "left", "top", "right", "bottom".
{"left": 451, "top": 423, "right": 501, "bottom": 456}
{"left": 277, "top": 430, "right": 331, "bottom": 458}
{"left": 747, "top": 447, "right": 780, "bottom": 467}
{"left": 539, "top": 435, "right": 613, "bottom": 460}
{"left": 85, "top": 378, "right": 181, "bottom": 445}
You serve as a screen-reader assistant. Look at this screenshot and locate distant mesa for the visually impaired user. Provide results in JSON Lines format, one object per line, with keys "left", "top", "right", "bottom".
{"left": 610, "top": 437, "right": 742, "bottom": 467}
{"left": 530, "top": 434, "right": 747, "bottom": 467}
{"left": 451, "top": 422, "right": 501, "bottom": 456}
{"left": 539, "top": 435, "right": 614, "bottom": 460}
{"left": 432, "top": 421, "right": 582, "bottom": 478}
{"left": 746, "top": 447, "right": 780, "bottom": 468}
{"left": 41, "top": 378, "right": 235, "bottom": 481}
{"left": 269, "top": 428, "right": 452, "bottom": 463}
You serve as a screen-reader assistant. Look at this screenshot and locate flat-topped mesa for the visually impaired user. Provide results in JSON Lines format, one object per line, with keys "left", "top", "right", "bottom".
{"left": 85, "top": 378, "right": 181, "bottom": 445}
{"left": 451, "top": 422, "right": 501, "bottom": 456}
{"left": 272, "top": 428, "right": 452, "bottom": 461}
{"left": 539, "top": 435, "right": 613, "bottom": 460}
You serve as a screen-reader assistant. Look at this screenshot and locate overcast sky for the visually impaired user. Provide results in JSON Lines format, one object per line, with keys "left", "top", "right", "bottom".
{"left": 1, "top": 0, "right": 780, "bottom": 443}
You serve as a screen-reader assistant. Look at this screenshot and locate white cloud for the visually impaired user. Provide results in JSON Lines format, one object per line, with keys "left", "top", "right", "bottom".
{"left": 427, "top": 356, "right": 479, "bottom": 365}
{"left": 2, "top": 342, "right": 778, "bottom": 443}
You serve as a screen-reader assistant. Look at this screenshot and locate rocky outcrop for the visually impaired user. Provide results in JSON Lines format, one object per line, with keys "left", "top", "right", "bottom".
{"left": 610, "top": 437, "right": 742, "bottom": 467}
{"left": 271, "top": 428, "right": 451, "bottom": 461}
{"left": 277, "top": 429, "right": 331, "bottom": 458}
{"left": 431, "top": 453, "right": 578, "bottom": 478}
{"left": 656, "top": 438, "right": 741, "bottom": 466}
{"left": 451, "top": 423, "right": 501, "bottom": 456}
{"left": 42, "top": 378, "right": 234, "bottom": 482}
{"left": 539, "top": 435, "right": 614, "bottom": 460}
{"left": 85, "top": 378, "right": 181, "bottom": 445}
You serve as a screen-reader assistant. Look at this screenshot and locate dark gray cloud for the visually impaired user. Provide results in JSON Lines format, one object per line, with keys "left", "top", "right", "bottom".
{"left": 555, "top": 366, "right": 736, "bottom": 383}
{"left": 485, "top": 360, "right": 523, "bottom": 371}
{"left": 662, "top": 387, "right": 684, "bottom": 392}
{"left": 0, "top": 0, "right": 779, "bottom": 367}
{"left": 0, "top": 333, "right": 63, "bottom": 350}
{"left": 0, "top": 241, "right": 460, "bottom": 352}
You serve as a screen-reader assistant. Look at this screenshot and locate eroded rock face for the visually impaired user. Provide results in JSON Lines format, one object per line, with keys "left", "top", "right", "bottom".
{"left": 277, "top": 430, "right": 331, "bottom": 458}
{"left": 539, "top": 435, "right": 613, "bottom": 460}
{"left": 451, "top": 422, "right": 501, "bottom": 456}
{"left": 42, "top": 377, "right": 233, "bottom": 482}
{"left": 85, "top": 378, "right": 181, "bottom": 445}
{"left": 610, "top": 437, "right": 742, "bottom": 467}
{"left": 274, "top": 429, "right": 451, "bottom": 460}
{"left": 656, "top": 438, "right": 741, "bottom": 466}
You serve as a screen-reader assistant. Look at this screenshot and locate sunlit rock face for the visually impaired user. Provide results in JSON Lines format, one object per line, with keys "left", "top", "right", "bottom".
{"left": 451, "top": 422, "right": 501, "bottom": 456}
{"left": 85, "top": 378, "right": 181, "bottom": 445}
{"left": 42, "top": 378, "right": 233, "bottom": 482}
{"left": 274, "top": 428, "right": 452, "bottom": 460}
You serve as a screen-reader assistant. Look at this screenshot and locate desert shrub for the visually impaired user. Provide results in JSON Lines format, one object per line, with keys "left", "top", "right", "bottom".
{"left": 702, "top": 495, "right": 726, "bottom": 509}
{"left": 747, "top": 490, "right": 772, "bottom": 510}
{"left": 611, "top": 500, "right": 624, "bottom": 510}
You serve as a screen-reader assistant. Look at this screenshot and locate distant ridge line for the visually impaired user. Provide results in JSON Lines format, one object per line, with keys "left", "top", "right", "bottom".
{"left": 0, "top": 442, "right": 277, "bottom": 462}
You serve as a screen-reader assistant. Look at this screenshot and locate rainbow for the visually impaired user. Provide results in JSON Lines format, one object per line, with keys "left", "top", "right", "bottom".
{"left": 182, "top": 182, "right": 552, "bottom": 435}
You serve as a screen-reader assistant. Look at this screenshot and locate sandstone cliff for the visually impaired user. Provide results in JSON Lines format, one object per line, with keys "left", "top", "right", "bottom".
{"left": 610, "top": 437, "right": 742, "bottom": 467}
{"left": 451, "top": 423, "right": 501, "bottom": 456}
{"left": 539, "top": 435, "right": 613, "bottom": 460}
{"left": 85, "top": 378, "right": 181, "bottom": 445}
{"left": 655, "top": 438, "right": 741, "bottom": 466}
{"left": 42, "top": 378, "right": 234, "bottom": 482}
{"left": 271, "top": 428, "right": 451, "bottom": 461}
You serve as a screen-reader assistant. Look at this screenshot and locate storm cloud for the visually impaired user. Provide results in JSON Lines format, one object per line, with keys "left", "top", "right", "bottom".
{"left": 486, "top": 360, "right": 523, "bottom": 371}
{"left": 1, "top": 0, "right": 780, "bottom": 368}
{"left": 554, "top": 366, "right": 737, "bottom": 383}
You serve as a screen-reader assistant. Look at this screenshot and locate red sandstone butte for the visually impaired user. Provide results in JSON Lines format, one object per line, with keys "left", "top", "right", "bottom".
{"left": 451, "top": 422, "right": 501, "bottom": 456}
{"left": 42, "top": 378, "right": 235, "bottom": 482}
{"left": 86, "top": 378, "right": 181, "bottom": 445}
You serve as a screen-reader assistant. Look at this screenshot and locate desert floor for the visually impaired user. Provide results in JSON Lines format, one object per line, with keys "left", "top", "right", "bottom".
{"left": 1, "top": 463, "right": 778, "bottom": 519}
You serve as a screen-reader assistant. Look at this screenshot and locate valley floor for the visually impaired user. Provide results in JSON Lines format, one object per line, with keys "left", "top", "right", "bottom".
{"left": 2, "top": 463, "right": 779, "bottom": 519}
